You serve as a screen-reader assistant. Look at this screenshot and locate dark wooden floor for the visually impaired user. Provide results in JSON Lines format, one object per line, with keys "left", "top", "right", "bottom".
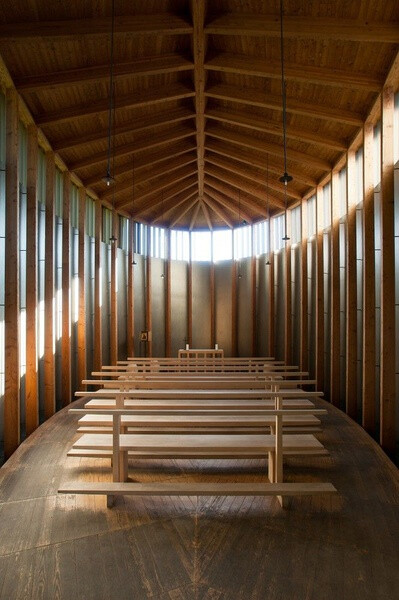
{"left": 0, "top": 398, "right": 398, "bottom": 600}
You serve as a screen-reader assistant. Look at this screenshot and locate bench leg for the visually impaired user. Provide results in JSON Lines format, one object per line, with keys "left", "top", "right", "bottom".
{"left": 268, "top": 450, "right": 275, "bottom": 483}
{"left": 120, "top": 450, "right": 128, "bottom": 482}
{"left": 107, "top": 495, "right": 115, "bottom": 508}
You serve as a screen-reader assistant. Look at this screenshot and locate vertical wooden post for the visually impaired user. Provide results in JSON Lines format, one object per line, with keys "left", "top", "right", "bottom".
{"left": 284, "top": 211, "right": 292, "bottom": 365}
{"left": 110, "top": 212, "right": 118, "bottom": 364}
{"left": 362, "top": 121, "right": 376, "bottom": 434}
{"left": 187, "top": 231, "right": 193, "bottom": 347}
{"left": 127, "top": 217, "right": 135, "bottom": 357}
{"left": 61, "top": 171, "right": 71, "bottom": 406}
{"left": 268, "top": 219, "right": 275, "bottom": 358}
{"left": 346, "top": 150, "right": 357, "bottom": 418}
{"left": 379, "top": 85, "right": 396, "bottom": 455}
{"left": 44, "top": 152, "right": 55, "bottom": 419}
{"left": 4, "top": 88, "right": 20, "bottom": 458}
{"left": 93, "top": 199, "right": 102, "bottom": 371}
{"left": 146, "top": 232, "right": 152, "bottom": 357}
{"left": 25, "top": 124, "right": 38, "bottom": 432}
{"left": 231, "top": 232, "right": 238, "bottom": 356}
{"left": 251, "top": 226, "right": 257, "bottom": 356}
{"left": 77, "top": 187, "right": 86, "bottom": 384}
{"left": 300, "top": 198, "right": 308, "bottom": 373}
{"left": 210, "top": 261, "right": 216, "bottom": 349}
{"left": 165, "top": 229, "right": 172, "bottom": 357}
{"left": 315, "top": 185, "right": 324, "bottom": 391}
{"left": 330, "top": 170, "right": 340, "bottom": 407}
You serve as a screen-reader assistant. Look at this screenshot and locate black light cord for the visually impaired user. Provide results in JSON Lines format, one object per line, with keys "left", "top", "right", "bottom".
{"left": 105, "top": 0, "right": 116, "bottom": 184}
{"left": 279, "top": 0, "right": 292, "bottom": 186}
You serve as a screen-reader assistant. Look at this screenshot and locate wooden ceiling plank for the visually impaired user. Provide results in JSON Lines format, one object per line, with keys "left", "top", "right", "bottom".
{"left": 152, "top": 190, "right": 198, "bottom": 224}
{"left": 191, "top": 0, "right": 206, "bottom": 204}
{"left": 0, "top": 14, "right": 193, "bottom": 39}
{"left": 200, "top": 199, "right": 213, "bottom": 230}
{"left": 171, "top": 197, "right": 199, "bottom": 228}
{"left": 133, "top": 141, "right": 196, "bottom": 171}
{"left": 16, "top": 54, "right": 193, "bottom": 92}
{"left": 53, "top": 107, "right": 195, "bottom": 152}
{"left": 205, "top": 175, "right": 277, "bottom": 216}
{"left": 205, "top": 52, "right": 382, "bottom": 92}
{"left": 205, "top": 139, "right": 317, "bottom": 187}
{"left": 102, "top": 165, "right": 197, "bottom": 201}
{"left": 85, "top": 151, "right": 197, "bottom": 188}
{"left": 205, "top": 153, "right": 302, "bottom": 201}
{"left": 202, "top": 194, "right": 234, "bottom": 228}
{"left": 189, "top": 201, "right": 202, "bottom": 230}
{"left": 70, "top": 127, "right": 196, "bottom": 170}
{"left": 205, "top": 184, "right": 252, "bottom": 223}
{"left": 36, "top": 82, "right": 195, "bottom": 126}
{"left": 206, "top": 83, "right": 364, "bottom": 127}
{"left": 205, "top": 107, "right": 347, "bottom": 152}
{"left": 119, "top": 176, "right": 198, "bottom": 212}
{"left": 205, "top": 14, "right": 399, "bottom": 43}
{"left": 205, "top": 164, "right": 284, "bottom": 211}
{"left": 206, "top": 124, "right": 331, "bottom": 172}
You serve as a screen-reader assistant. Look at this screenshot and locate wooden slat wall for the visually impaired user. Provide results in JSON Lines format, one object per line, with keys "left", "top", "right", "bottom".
{"left": 346, "top": 150, "right": 357, "bottom": 419}
{"left": 362, "top": 121, "right": 376, "bottom": 434}
{"left": 379, "top": 85, "right": 396, "bottom": 455}
{"left": 127, "top": 217, "right": 134, "bottom": 357}
{"left": 25, "top": 124, "right": 38, "bottom": 431}
{"left": 44, "top": 151, "right": 55, "bottom": 419}
{"left": 110, "top": 213, "right": 118, "bottom": 364}
{"left": 165, "top": 229, "right": 172, "bottom": 356}
{"left": 315, "top": 185, "right": 325, "bottom": 390}
{"left": 77, "top": 187, "right": 86, "bottom": 384}
{"left": 300, "top": 198, "right": 308, "bottom": 373}
{"left": 187, "top": 235, "right": 193, "bottom": 347}
{"left": 268, "top": 220, "right": 275, "bottom": 358}
{"left": 284, "top": 211, "right": 292, "bottom": 365}
{"left": 93, "top": 199, "right": 102, "bottom": 371}
{"left": 4, "top": 88, "right": 20, "bottom": 458}
{"left": 61, "top": 171, "right": 71, "bottom": 406}
{"left": 146, "top": 233, "right": 152, "bottom": 357}
{"left": 330, "top": 169, "right": 340, "bottom": 407}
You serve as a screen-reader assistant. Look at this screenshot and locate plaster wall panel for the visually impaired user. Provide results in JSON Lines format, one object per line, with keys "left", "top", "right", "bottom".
{"left": 133, "top": 254, "right": 145, "bottom": 358}
{"left": 237, "top": 258, "right": 252, "bottom": 357}
{"left": 117, "top": 248, "right": 127, "bottom": 360}
{"left": 192, "top": 262, "right": 211, "bottom": 349}
{"left": 215, "top": 260, "right": 233, "bottom": 356}
{"left": 170, "top": 260, "right": 188, "bottom": 356}
{"left": 150, "top": 257, "right": 166, "bottom": 357}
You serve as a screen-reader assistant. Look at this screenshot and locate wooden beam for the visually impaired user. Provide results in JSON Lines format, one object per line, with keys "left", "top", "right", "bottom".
{"left": 127, "top": 217, "right": 135, "bottom": 357}
{"left": 300, "top": 199, "right": 308, "bottom": 373}
{"left": 201, "top": 200, "right": 213, "bottom": 230}
{"left": 205, "top": 153, "right": 302, "bottom": 201}
{"left": 165, "top": 230, "right": 172, "bottom": 357}
{"left": 206, "top": 84, "right": 364, "bottom": 128}
{"left": 0, "top": 14, "right": 193, "bottom": 39}
{"left": 251, "top": 229, "right": 257, "bottom": 356}
{"left": 315, "top": 186, "right": 324, "bottom": 391}
{"left": 231, "top": 234, "right": 238, "bottom": 356}
{"left": 362, "top": 122, "right": 376, "bottom": 435}
{"left": 86, "top": 151, "right": 197, "bottom": 189}
{"left": 4, "top": 88, "right": 20, "bottom": 458}
{"left": 170, "top": 197, "right": 198, "bottom": 228}
{"left": 205, "top": 181, "right": 252, "bottom": 223}
{"left": 152, "top": 189, "right": 198, "bottom": 224}
{"left": 61, "top": 171, "right": 72, "bottom": 406}
{"left": 145, "top": 234, "right": 152, "bottom": 358}
{"left": 36, "top": 83, "right": 195, "bottom": 126}
{"left": 205, "top": 138, "right": 317, "bottom": 187}
{"left": 16, "top": 54, "right": 193, "bottom": 91}
{"left": 206, "top": 52, "right": 382, "bottom": 91}
{"left": 203, "top": 194, "right": 234, "bottom": 228}
{"left": 205, "top": 165, "right": 281, "bottom": 212}
{"left": 268, "top": 225, "right": 275, "bottom": 359}
{"left": 330, "top": 170, "right": 340, "bottom": 408}
{"left": 44, "top": 152, "right": 55, "bottom": 419}
{"left": 379, "top": 86, "right": 396, "bottom": 455}
{"left": 206, "top": 124, "right": 332, "bottom": 172}
{"left": 77, "top": 187, "right": 87, "bottom": 385}
{"left": 127, "top": 177, "right": 198, "bottom": 215}
{"left": 210, "top": 256, "right": 216, "bottom": 347}
{"left": 205, "top": 14, "right": 399, "bottom": 43}
{"left": 188, "top": 239, "right": 193, "bottom": 347}
{"left": 93, "top": 199, "right": 102, "bottom": 372}
{"left": 191, "top": 0, "right": 206, "bottom": 203}
{"left": 71, "top": 126, "right": 196, "bottom": 171}
{"left": 205, "top": 107, "right": 347, "bottom": 153}
{"left": 189, "top": 200, "right": 201, "bottom": 230}
{"left": 103, "top": 164, "right": 196, "bottom": 202}
{"left": 346, "top": 150, "right": 357, "bottom": 419}
{"left": 284, "top": 211, "right": 292, "bottom": 365}
{"left": 54, "top": 108, "right": 195, "bottom": 152}
{"left": 25, "top": 124, "right": 38, "bottom": 433}
{"left": 110, "top": 213, "right": 118, "bottom": 365}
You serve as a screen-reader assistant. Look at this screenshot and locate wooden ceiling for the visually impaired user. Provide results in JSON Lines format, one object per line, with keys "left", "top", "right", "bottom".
{"left": 0, "top": 0, "right": 398, "bottom": 229}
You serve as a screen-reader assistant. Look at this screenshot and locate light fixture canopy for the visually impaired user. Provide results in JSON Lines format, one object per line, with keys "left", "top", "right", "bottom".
{"left": 279, "top": 171, "right": 293, "bottom": 185}
{"left": 102, "top": 171, "right": 115, "bottom": 186}
{"left": 109, "top": 234, "right": 117, "bottom": 244}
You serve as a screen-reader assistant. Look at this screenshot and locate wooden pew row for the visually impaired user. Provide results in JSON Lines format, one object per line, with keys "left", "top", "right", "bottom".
{"left": 80, "top": 379, "right": 318, "bottom": 391}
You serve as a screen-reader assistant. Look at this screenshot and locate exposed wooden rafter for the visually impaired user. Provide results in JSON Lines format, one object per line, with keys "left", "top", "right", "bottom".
{"left": 205, "top": 185, "right": 252, "bottom": 224}
{"left": 191, "top": 0, "right": 206, "bottom": 206}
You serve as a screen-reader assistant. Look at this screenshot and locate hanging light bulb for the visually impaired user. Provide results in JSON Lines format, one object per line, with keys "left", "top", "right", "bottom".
{"left": 278, "top": 0, "right": 292, "bottom": 187}
{"left": 102, "top": 0, "right": 116, "bottom": 186}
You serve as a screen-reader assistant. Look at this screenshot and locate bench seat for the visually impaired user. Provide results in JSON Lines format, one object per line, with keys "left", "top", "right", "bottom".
{"left": 59, "top": 481, "right": 337, "bottom": 497}
{"left": 84, "top": 398, "right": 315, "bottom": 410}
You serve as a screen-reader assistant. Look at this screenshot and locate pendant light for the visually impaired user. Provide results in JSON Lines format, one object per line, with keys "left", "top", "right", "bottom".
{"left": 102, "top": 0, "right": 116, "bottom": 186}
{"left": 278, "top": 0, "right": 292, "bottom": 188}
